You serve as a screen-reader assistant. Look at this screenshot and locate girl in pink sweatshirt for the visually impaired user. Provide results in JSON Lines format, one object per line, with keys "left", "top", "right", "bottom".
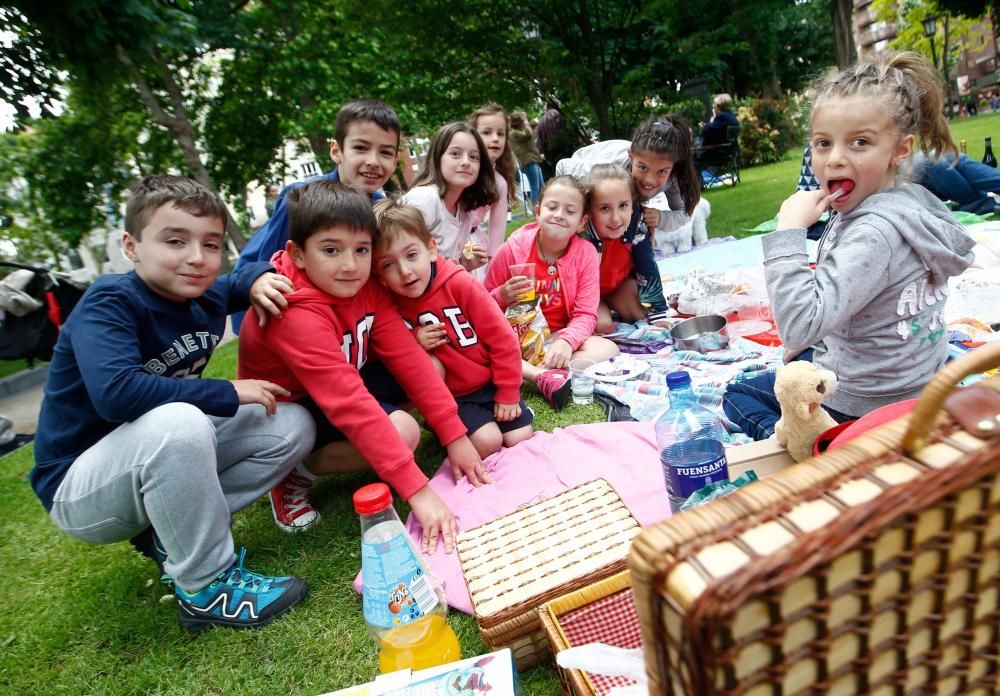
{"left": 485, "top": 176, "right": 619, "bottom": 409}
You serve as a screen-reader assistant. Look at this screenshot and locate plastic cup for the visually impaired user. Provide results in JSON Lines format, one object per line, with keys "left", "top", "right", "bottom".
{"left": 509, "top": 263, "right": 536, "bottom": 302}
{"left": 569, "top": 358, "right": 596, "bottom": 405}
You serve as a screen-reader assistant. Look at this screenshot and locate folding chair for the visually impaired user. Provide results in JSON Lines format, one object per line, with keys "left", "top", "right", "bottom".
{"left": 694, "top": 124, "right": 740, "bottom": 189}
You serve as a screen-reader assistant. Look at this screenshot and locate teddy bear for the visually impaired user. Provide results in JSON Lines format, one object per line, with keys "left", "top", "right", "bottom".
{"left": 774, "top": 361, "right": 839, "bottom": 462}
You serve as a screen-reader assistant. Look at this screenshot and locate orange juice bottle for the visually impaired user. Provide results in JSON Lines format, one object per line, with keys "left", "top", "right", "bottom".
{"left": 353, "top": 483, "right": 461, "bottom": 673}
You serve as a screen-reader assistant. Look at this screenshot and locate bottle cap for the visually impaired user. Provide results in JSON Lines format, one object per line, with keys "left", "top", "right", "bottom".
{"left": 353, "top": 482, "right": 393, "bottom": 515}
{"left": 666, "top": 371, "right": 691, "bottom": 389}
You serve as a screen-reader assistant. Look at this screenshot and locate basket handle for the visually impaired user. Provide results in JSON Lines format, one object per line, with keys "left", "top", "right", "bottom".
{"left": 903, "top": 342, "right": 1000, "bottom": 454}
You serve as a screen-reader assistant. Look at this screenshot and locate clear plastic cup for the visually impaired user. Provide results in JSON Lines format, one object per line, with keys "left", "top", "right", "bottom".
{"left": 569, "top": 358, "right": 596, "bottom": 405}
{"left": 509, "top": 263, "right": 536, "bottom": 302}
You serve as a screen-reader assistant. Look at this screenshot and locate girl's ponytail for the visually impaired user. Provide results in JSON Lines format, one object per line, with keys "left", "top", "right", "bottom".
{"left": 630, "top": 114, "right": 700, "bottom": 215}
{"left": 886, "top": 52, "right": 956, "bottom": 159}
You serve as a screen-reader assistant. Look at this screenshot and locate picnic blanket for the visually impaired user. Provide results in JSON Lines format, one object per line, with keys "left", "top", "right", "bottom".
{"left": 353, "top": 421, "right": 670, "bottom": 614}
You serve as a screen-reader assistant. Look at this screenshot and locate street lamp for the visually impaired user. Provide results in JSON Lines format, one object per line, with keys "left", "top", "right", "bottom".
{"left": 924, "top": 14, "right": 938, "bottom": 72}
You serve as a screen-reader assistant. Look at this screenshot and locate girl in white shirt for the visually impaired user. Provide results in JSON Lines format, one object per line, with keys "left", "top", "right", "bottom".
{"left": 403, "top": 122, "right": 499, "bottom": 273}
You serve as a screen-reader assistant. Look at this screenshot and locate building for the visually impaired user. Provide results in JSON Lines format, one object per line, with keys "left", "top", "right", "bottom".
{"left": 851, "top": 0, "right": 999, "bottom": 95}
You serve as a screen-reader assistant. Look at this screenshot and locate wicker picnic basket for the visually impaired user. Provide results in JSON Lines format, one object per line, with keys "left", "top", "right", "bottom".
{"left": 456, "top": 478, "right": 641, "bottom": 670}
{"left": 630, "top": 341, "right": 1000, "bottom": 695}
{"left": 539, "top": 570, "right": 641, "bottom": 696}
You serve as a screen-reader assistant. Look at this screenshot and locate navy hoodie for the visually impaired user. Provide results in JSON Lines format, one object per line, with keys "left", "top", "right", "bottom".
{"left": 30, "top": 262, "right": 270, "bottom": 510}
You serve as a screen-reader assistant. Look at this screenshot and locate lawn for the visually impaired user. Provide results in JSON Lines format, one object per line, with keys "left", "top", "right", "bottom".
{"left": 0, "top": 340, "right": 599, "bottom": 695}
{"left": 3, "top": 113, "right": 997, "bottom": 694}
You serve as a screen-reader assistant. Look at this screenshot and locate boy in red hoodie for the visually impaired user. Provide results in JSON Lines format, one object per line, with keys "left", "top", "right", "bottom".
{"left": 372, "top": 199, "right": 533, "bottom": 459}
{"left": 237, "top": 182, "right": 486, "bottom": 553}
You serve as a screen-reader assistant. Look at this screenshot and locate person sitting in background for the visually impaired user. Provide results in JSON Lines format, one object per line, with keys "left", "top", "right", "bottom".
{"left": 698, "top": 93, "right": 740, "bottom": 149}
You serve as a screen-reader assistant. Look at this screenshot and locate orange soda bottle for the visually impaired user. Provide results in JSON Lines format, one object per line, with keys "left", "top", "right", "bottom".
{"left": 354, "top": 483, "right": 461, "bottom": 673}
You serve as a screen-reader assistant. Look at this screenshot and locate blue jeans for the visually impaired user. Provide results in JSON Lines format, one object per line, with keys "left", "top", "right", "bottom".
{"left": 919, "top": 154, "right": 1000, "bottom": 215}
{"left": 722, "top": 350, "right": 854, "bottom": 440}
{"left": 522, "top": 162, "right": 544, "bottom": 205}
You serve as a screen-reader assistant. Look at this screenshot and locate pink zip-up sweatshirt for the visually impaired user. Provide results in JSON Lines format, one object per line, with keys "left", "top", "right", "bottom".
{"left": 483, "top": 222, "right": 600, "bottom": 351}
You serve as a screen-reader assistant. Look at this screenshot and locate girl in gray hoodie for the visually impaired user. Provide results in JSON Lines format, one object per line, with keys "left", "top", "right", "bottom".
{"left": 724, "top": 52, "right": 976, "bottom": 440}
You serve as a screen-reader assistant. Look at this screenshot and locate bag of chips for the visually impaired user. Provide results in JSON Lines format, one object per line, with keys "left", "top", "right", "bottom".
{"left": 505, "top": 297, "right": 550, "bottom": 365}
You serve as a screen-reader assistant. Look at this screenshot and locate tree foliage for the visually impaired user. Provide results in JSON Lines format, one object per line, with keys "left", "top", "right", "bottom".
{"left": 1, "top": 0, "right": 840, "bottom": 263}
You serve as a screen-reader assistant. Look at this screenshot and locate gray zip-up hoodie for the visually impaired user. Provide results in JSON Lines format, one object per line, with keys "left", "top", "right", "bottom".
{"left": 762, "top": 183, "right": 976, "bottom": 417}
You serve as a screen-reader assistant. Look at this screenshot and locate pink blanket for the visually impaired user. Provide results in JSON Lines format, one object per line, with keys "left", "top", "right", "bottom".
{"left": 352, "top": 421, "right": 671, "bottom": 614}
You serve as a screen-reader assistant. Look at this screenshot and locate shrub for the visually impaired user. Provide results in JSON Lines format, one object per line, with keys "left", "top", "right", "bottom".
{"left": 736, "top": 98, "right": 803, "bottom": 167}
{"left": 661, "top": 97, "right": 709, "bottom": 131}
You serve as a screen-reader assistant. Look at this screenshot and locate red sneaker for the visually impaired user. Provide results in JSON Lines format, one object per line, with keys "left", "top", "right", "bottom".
{"left": 269, "top": 469, "right": 320, "bottom": 533}
{"left": 536, "top": 369, "right": 572, "bottom": 410}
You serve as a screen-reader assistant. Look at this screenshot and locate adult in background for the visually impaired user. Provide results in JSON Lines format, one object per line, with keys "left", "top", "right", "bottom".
{"left": 509, "top": 111, "right": 544, "bottom": 205}
{"left": 536, "top": 99, "right": 571, "bottom": 180}
{"left": 698, "top": 93, "right": 740, "bottom": 150}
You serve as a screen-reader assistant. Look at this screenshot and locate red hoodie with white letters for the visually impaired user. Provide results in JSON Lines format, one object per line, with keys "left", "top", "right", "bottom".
{"left": 389, "top": 258, "right": 522, "bottom": 405}
{"left": 237, "top": 251, "right": 467, "bottom": 500}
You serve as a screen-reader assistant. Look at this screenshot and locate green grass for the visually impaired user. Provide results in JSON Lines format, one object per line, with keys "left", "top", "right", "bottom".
{"left": 0, "top": 340, "right": 599, "bottom": 695}
{"left": 0, "top": 359, "right": 31, "bottom": 380}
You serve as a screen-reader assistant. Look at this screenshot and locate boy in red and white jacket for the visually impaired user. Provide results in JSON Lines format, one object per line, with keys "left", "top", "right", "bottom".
{"left": 372, "top": 198, "right": 533, "bottom": 460}
{"left": 237, "top": 181, "right": 487, "bottom": 554}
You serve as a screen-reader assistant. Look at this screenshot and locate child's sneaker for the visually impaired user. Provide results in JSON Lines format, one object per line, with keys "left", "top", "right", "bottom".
{"left": 536, "top": 368, "right": 572, "bottom": 410}
{"left": 176, "top": 548, "right": 308, "bottom": 634}
{"left": 269, "top": 466, "right": 320, "bottom": 533}
{"left": 129, "top": 526, "right": 172, "bottom": 587}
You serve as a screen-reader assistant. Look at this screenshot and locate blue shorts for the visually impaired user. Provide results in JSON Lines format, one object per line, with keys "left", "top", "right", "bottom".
{"left": 298, "top": 360, "right": 407, "bottom": 452}
{"left": 454, "top": 384, "right": 533, "bottom": 436}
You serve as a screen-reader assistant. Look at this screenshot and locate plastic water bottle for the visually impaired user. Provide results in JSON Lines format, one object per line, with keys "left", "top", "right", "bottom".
{"left": 655, "top": 371, "right": 730, "bottom": 513}
{"left": 354, "top": 483, "right": 460, "bottom": 673}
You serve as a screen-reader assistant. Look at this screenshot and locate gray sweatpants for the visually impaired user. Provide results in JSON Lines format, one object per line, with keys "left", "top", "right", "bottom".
{"left": 49, "top": 401, "right": 315, "bottom": 593}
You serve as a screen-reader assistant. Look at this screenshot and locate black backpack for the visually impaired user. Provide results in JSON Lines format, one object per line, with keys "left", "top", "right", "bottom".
{"left": 0, "top": 262, "right": 88, "bottom": 364}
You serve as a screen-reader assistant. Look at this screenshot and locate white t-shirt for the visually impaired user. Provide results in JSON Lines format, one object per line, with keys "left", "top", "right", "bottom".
{"left": 402, "top": 185, "right": 479, "bottom": 262}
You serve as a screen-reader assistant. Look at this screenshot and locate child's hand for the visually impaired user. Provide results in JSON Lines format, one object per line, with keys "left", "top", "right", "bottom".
{"left": 542, "top": 338, "right": 572, "bottom": 370}
{"left": 494, "top": 401, "right": 521, "bottom": 422}
{"left": 459, "top": 243, "right": 488, "bottom": 271}
{"left": 230, "top": 379, "right": 291, "bottom": 416}
{"left": 447, "top": 435, "right": 493, "bottom": 487}
{"left": 408, "top": 485, "right": 460, "bottom": 555}
{"left": 499, "top": 276, "right": 534, "bottom": 306}
{"left": 415, "top": 322, "right": 448, "bottom": 351}
{"left": 641, "top": 206, "right": 662, "bottom": 230}
{"left": 777, "top": 189, "right": 838, "bottom": 231}
{"left": 249, "top": 273, "right": 294, "bottom": 327}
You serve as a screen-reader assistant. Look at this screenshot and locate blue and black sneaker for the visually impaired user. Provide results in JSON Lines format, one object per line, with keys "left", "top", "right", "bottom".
{"left": 129, "top": 527, "right": 172, "bottom": 587}
{"left": 176, "top": 548, "right": 308, "bottom": 634}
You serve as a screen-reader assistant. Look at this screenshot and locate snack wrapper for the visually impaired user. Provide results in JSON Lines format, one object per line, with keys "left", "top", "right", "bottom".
{"left": 505, "top": 298, "right": 550, "bottom": 365}
{"left": 680, "top": 471, "right": 758, "bottom": 511}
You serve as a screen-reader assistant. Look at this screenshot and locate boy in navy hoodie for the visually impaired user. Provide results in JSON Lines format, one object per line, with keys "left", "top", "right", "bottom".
{"left": 30, "top": 175, "right": 316, "bottom": 634}
{"left": 372, "top": 198, "right": 533, "bottom": 459}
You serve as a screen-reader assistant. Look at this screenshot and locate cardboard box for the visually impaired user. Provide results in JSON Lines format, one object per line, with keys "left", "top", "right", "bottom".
{"left": 321, "top": 649, "right": 519, "bottom": 696}
{"left": 725, "top": 435, "right": 794, "bottom": 479}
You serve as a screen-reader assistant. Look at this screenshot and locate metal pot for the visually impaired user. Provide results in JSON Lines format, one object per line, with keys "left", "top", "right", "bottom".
{"left": 670, "top": 314, "right": 730, "bottom": 353}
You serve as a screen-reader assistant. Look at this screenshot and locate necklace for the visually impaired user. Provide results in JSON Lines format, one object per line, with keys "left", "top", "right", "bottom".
{"left": 536, "top": 239, "right": 562, "bottom": 276}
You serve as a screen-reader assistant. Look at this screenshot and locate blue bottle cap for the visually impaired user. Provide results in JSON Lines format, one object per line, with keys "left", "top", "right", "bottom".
{"left": 666, "top": 371, "right": 691, "bottom": 389}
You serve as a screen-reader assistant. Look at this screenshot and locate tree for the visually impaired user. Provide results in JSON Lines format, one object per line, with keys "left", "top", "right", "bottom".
{"left": 831, "top": 0, "right": 858, "bottom": 68}
{"left": 5, "top": 1, "right": 251, "bottom": 245}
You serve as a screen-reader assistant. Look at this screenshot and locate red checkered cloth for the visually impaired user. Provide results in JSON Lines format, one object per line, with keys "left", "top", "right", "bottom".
{"left": 558, "top": 588, "right": 642, "bottom": 695}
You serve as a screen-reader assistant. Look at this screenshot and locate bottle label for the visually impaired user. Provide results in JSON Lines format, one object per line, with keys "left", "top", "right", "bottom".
{"left": 361, "top": 533, "right": 438, "bottom": 628}
{"left": 661, "top": 439, "right": 729, "bottom": 507}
